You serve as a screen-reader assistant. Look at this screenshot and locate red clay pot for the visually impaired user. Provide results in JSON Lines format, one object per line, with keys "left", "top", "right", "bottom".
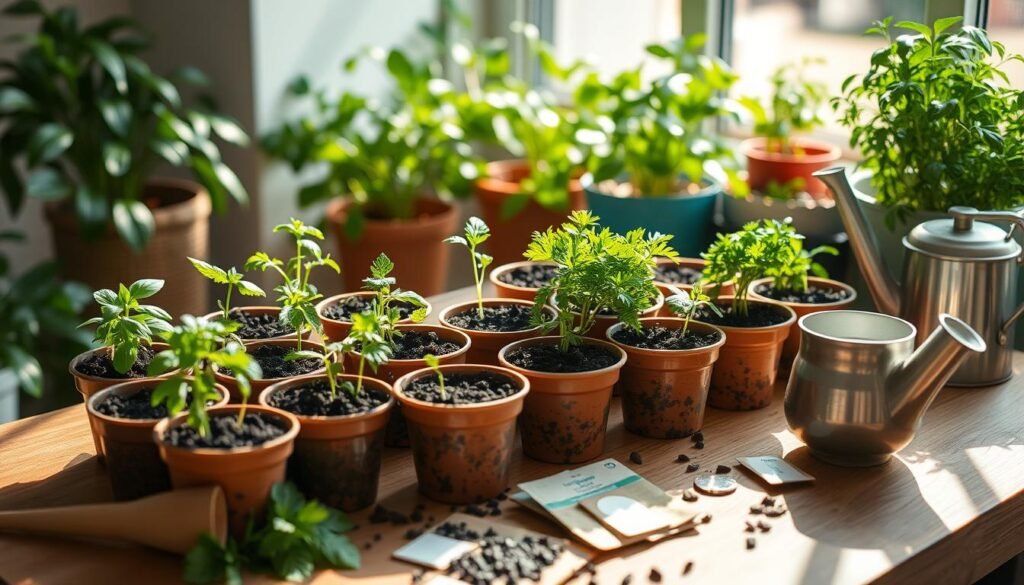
{"left": 742, "top": 137, "right": 842, "bottom": 200}
{"left": 214, "top": 339, "right": 327, "bottom": 403}
{"left": 653, "top": 257, "right": 735, "bottom": 317}
{"left": 438, "top": 298, "right": 553, "bottom": 366}
{"left": 201, "top": 306, "right": 310, "bottom": 342}
{"left": 488, "top": 261, "right": 557, "bottom": 302}
{"left": 315, "top": 291, "right": 432, "bottom": 343}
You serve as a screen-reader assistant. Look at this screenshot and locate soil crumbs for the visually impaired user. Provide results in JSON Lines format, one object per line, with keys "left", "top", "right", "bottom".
{"left": 75, "top": 346, "right": 156, "bottom": 379}
{"left": 612, "top": 325, "right": 721, "bottom": 350}
{"left": 506, "top": 342, "right": 619, "bottom": 373}
{"left": 405, "top": 372, "right": 519, "bottom": 405}
{"left": 164, "top": 412, "right": 285, "bottom": 449}
{"left": 268, "top": 380, "right": 389, "bottom": 417}
{"left": 446, "top": 304, "right": 533, "bottom": 332}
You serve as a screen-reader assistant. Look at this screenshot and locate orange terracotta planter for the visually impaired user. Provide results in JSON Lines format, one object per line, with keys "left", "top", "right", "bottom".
{"left": 606, "top": 319, "right": 725, "bottom": 439}
{"left": 748, "top": 277, "right": 857, "bottom": 365}
{"left": 499, "top": 337, "right": 626, "bottom": 464}
{"left": 475, "top": 160, "right": 586, "bottom": 266}
{"left": 325, "top": 197, "right": 458, "bottom": 297}
{"left": 153, "top": 405, "right": 299, "bottom": 537}
{"left": 438, "top": 299, "right": 552, "bottom": 366}
{"left": 696, "top": 297, "right": 795, "bottom": 411}
{"left": 393, "top": 364, "right": 529, "bottom": 504}
{"left": 653, "top": 257, "right": 735, "bottom": 317}
{"left": 741, "top": 137, "right": 841, "bottom": 200}
{"left": 259, "top": 374, "right": 393, "bottom": 512}
{"left": 201, "top": 306, "right": 309, "bottom": 342}
{"left": 86, "top": 379, "right": 229, "bottom": 501}
{"left": 214, "top": 339, "right": 326, "bottom": 403}
{"left": 315, "top": 292, "right": 432, "bottom": 343}
{"left": 488, "top": 261, "right": 557, "bottom": 301}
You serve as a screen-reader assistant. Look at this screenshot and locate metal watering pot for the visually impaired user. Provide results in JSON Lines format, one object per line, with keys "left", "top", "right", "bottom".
{"left": 815, "top": 167, "right": 1024, "bottom": 386}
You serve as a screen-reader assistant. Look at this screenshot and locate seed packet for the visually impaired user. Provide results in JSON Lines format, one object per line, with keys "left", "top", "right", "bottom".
{"left": 736, "top": 456, "right": 815, "bottom": 485}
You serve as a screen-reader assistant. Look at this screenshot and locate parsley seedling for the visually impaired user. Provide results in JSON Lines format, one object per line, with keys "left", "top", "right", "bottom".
{"left": 423, "top": 353, "right": 445, "bottom": 401}
{"left": 78, "top": 279, "right": 173, "bottom": 375}
{"left": 361, "top": 253, "right": 428, "bottom": 347}
{"left": 188, "top": 258, "right": 265, "bottom": 322}
{"left": 445, "top": 217, "right": 493, "bottom": 319}
{"left": 665, "top": 283, "right": 723, "bottom": 338}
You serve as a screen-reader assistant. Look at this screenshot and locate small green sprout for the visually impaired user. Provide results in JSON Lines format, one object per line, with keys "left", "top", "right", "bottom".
{"left": 188, "top": 258, "right": 265, "bottom": 321}
{"left": 665, "top": 283, "right": 723, "bottom": 337}
{"left": 445, "top": 217, "right": 492, "bottom": 319}
{"left": 423, "top": 353, "right": 445, "bottom": 401}
{"left": 361, "top": 253, "right": 428, "bottom": 346}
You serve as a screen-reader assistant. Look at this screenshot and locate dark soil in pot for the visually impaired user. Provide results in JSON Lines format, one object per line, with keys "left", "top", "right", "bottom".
{"left": 696, "top": 303, "right": 791, "bottom": 328}
{"left": 96, "top": 387, "right": 215, "bottom": 419}
{"left": 75, "top": 346, "right": 156, "bottom": 379}
{"left": 163, "top": 412, "right": 285, "bottom": 449}
{"left": 753, "top": 283, "right": 850, "bottom": 304}
{"left": 654, "top": 263, "right": 702, "bottom": 285}
{"left": 497, "top": 264, "right": 557, "bottom": 288}
{"left": 404, "top": 372, "right": 520, "bottom": 404}
{"left": 391, "top": 331, "right": 462, "bottom": 360}
{"left": 227, "top": 308, "right": 294, "bottom": 339}
{"left": 505, "top": 343, "right": 618, "bottom": 373}
{"left": 322, "top": 297, "right": 417, "bottom": 322}
{"left": 268, "top": 381, "right": 388, "bottom": 417}
{"left": 223, "top": 344, "right": 321, "bottom": 379}
{"left": 444, "top": 304, "right": 533, "bottom": 332}
{"left": 612, "top": 326, "right": 721, "bottom": 350}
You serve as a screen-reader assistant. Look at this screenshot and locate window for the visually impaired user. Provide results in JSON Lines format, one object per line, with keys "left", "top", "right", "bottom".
{"left": 987, "top": 0, "right": 1024, "bottom": 87}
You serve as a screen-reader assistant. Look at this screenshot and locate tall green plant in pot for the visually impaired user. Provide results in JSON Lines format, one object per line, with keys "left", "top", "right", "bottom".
{"left": 0, "top": 2, "right": 250, "bottom": 317}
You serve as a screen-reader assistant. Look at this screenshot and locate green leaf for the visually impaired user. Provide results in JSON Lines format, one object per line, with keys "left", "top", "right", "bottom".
{"left": 236, "top": 280, "right": 265, "bottom": 297}
{"left": 895, "top": 20, "right": 932, "bottom": 40}
{"left": 75, "top": 185, "right": 108, "bottom": 232}
{"left": 99, "top": 99, "right": 131, "bottom": 136}
{"left": 188, "top": 257, "right": 229, "bottom": 283}
{"left": 151, "top": 140, "right": 189, "bottom": 166}
{"left": 0, "top": 86, "right": 33, "bottom": 113}
{"left": 183, "top": 533, "right": 233, "bottom": 584}
{"left": 3, "top": 346, "right": 42, "bottom": 398}
{"left": 103, "top": 143, "right": 131, "bottom": 176}
{"left": 87, "top": 40, "right": 127, "bottom": 94}
{"left": 28, "top": 123, "right": 73, "bottom": 165}
{"left": 128, "top": 278, "right": 164, "bottom": 299}
{"left": 500, "top": 194, "right": 530, "bottom": 220}
{"left": 25, "top": 168, "right": 70, "bottom": 201}
{"left": 112, "top": 342, "right": 138, "bottom": 375}
{"left": 213, "top": 161, "right": 247, "bottom": 204}
{"left": 208, "top": 114, "right": 249, "bottom": 146}
{"left": 112, "top": 200, "right": 155, "bottom": 251}
{"left": 933, "top": 16, "right": 962, "bottom": 36}
{"left": 386, "top": 49, "right": 413, "bottom": 81}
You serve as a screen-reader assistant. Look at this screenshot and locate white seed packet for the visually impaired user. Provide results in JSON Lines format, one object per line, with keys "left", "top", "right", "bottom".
{"left": 391, "top": 532, "right": 478, "bottom": 570}
{"left": 737, "top": 456, "right": 815, "bottom": 485}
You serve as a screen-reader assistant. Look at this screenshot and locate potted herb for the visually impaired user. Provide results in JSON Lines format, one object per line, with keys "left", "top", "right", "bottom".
{"left": 580, "top": 35, "right": 745, "bottom": 257}
{"left": 697, "top": 220, "right": 798, "bottom": 410}
{"left": 488, "top": 260, "right": 558, "bottom": 301}
{"left": 438, "top": 217, "right": 555, "bottom": 365}
{"left": 606, "top": 284, "right": 726, "bottom": 438}
{"left": 652, "top": 257, "right": 736, "bottom": 317}
{"left": 0, "top": 3, "right": 250, "bottom": 318}
{"left": 498, "top": 211, "right": 667, "bottom": 463}
{"left": 393, "top": 358, "right": 529, "bottom": 503}
{"left": 189, "top": 258, "right": 284, "bottom": 342}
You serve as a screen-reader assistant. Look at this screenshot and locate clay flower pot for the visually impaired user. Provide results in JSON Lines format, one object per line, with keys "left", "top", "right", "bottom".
{"left": 653, "top": 257, "right": 735, "bottom": 317}
{"left": 392, "top": 364, "right": 529, "bottom": 504}
{"left": 316, "top": 291, "right": 432, "bottom": 343}
{"left": 475, "top": 160, "right": 585, "bottom": 266}
{"left": 153, "top": 404, "right": 299, "bottom": 537}
{"left": 606, "top": 319, "right": 725, "bottom": 439}
{"left": 488, "top": 261, "right": 558, "bottom": 301}
{"left": 696, "top": 296, "right": 796, "bottom": 411}
{"left": 499, "top": 337, "right": 626, "bottom": 464}
{"left": 201, "top": 306, "right": 309, "bottom": 342}
{"left": 215, "top": 338, "right": 327, "bottom": 403}
{"left": 741, "top": 137, "right": 842, "bottom": 200}
{"left": 258, "top": 374, "right": 393, "bottom": 512}
{"left": 86, "top": 379, "right": 229, "bottom": 501}
{"left": 326, "top": 197, "right": 458, "bottom": 297}
{"left": 748, "top": 277, "right": 858, "bottom": 364}
{"left": 552, "top": 292, "right": 664, "bottom": 341}
{"left": 438, "top": 299, "right": 553, "bottom": 366}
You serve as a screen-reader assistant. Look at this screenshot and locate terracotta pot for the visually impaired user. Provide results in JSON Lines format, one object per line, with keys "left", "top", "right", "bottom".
{"left": 552, "top": 292, "right": 664, "bottom": 341}
{"left": 201, "top": 306, "right": 310, "bottom": 342}
{"left": 742, "top": 137, "right": 842, "bottom": 200}
{"left": 748, "top": 277, "right": 858, "bottom": 364}
{"left": 488, "top": 261, "right": 558, "bottom": 302}
{"left": 259, "top": 374, "right": 392, "bottom": 512}
{"left": 696, "top": 297, "right": 796, "bottom": 411}
{"left": 475, "top": 160, "right": 586, "bottom": 266}
{"left": 325, "top": 196, "right": 458, "bottom": 297}
{"left": 499, "top": 337, "right": 626, "bottom": 464}
{"left": 45, "top": 179, "right": 212, "bottom": 318}
{"left": 86, "top": 379, "right": 229, "bottom": 501}
{"left": 315, "top": 292, "right": 432, "bottom": 343}
{"left": 153, "top": 405, "right": 299, "bottom": 537}
{"left": 438, "top": 299, "right": 552, "bottom": 366}
{"left": 392, "top": 364, "right": 529, "bottom": 504}
{"left": 654, "top": 257, "right": 736, "bottom": 317}
{"left": 606, "top": 319, "right": 725, "bottom": 439}
{"left": 215, "top": 338, "right": 326, "bottom": 403}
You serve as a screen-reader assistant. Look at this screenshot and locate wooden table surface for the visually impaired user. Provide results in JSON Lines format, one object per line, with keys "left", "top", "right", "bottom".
{"left": 1, "top": 285, "right": 1023, "bottom": 585}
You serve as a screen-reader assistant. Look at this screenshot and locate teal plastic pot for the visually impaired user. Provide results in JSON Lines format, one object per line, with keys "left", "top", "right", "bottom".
{"left": 583, "top": 177, "right": 722, "bottom": 256}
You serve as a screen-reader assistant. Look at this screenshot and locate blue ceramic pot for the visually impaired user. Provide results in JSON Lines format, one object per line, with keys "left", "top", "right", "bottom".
{"left": 583, "top": 177, "right": 722, "bottom": 257}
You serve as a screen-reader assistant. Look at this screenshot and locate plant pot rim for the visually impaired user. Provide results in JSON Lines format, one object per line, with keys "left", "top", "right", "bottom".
{"left": 324, "top": 195, "right": 457, "bottom": 229}
{"left": 69, "top": 343, "right": 171, "bottom": 385}
{"left": 550, "top": 291, "right": 664, "bottom": 321}
{"left": 740, "top": 137, "right": 842, "bottom": 164}
{"left": 44, "top": 177, "right": 211, "bottom": 231}
{"left": 488, "top": 261, "right": 558, "bottom": 293}
{"left": 747, "top": 277, "right": 858, "bottom": 308}
{"left": 498, "top": 336, "right": 627, "bottom": 377}
{"left": 438, "top": 298, "right": 553, "bottom": 336}
{"left": 653, "top": 257, "right": 736, "bottom": 290}
{"left": 153, "top": 404, "right": 300, "bottom": 456}
{"left": 258, "top": 373, "right": 393, "bottom": 422}
{"left": 392, "top": 363, "right": 530, "bottom": 411}
{"left": 581, "top": 173, "right": 722, "bottom": 200}
{"left": 86, "top": 378, "right": 230, "bottom": 427}
{"left": 315, "top": 292, "right": 433, "bottom": 329}
{"left": 477, "top": 159, "right": 583, "bottom": 195}
{"left": 352, "top": 324, "right": 471, "bottom": 364}
{"left": 214, "top": 338, "right": 327, "bottom": 385}
{"left": 693, "top": 296, "right": 797, "bottom": 332}
{"left": 606, "top": 319, "right": 726, "bottom": 355}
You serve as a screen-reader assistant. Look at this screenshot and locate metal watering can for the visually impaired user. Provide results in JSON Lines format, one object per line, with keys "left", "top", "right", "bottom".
{"left": 815, "top": 167, "right": 1024, "bottom": 386}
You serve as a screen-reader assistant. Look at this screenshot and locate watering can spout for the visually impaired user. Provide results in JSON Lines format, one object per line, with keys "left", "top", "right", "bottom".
{"left": 813, "top": 167, "right": 902, "bottom": 316}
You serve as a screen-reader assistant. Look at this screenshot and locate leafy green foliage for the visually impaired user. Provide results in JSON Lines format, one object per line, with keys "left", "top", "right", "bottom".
{"left": 423, "top": 353, "right": 445, "bottom": 400}
{"left": 287, "top": 310, "right": 391, "bottom": 400}
{"left": 525, "top": 211, "right": 675, "bottom": 350}
{"left": 183, "top": 481, "right": 359, "bottom": 584}
{"left": 360, "top": 253, "right": 428, "bottom": 347}
{"left": 79, "top": 279, "right": 171, "bottom": 374}
{"left": 0, "top": 1, "right": 250, "bottom": 250}
{"left": 665, "top": 283, "right": 722, "bottom": 338}
{"left": 835, "top": 17, "right": 1024, "bottom": 225}
{"left": 445, "top": 217, "right": 492, "bottom": 318}
{"left": 739, "top": 58, "right": 827, "bottom": 153}
{"left": 188, "top": 258, "right": 265, "bottom": 321}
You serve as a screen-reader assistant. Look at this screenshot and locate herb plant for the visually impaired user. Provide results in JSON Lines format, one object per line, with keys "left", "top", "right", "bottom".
{"left": 184, "top": 481, "right": 359, "bottom": 584}
{"left": 0, "top": 1, "right": 250, "bottom": 250}
{"left": 526, "top": 211, "right": 675, "bottom": 350}
{"left": 423, "top": 354, "right": 446, "bottom": 401}
{"left": 188, "top": 258, "right": 265, "bottom": 321}
{"left": 287, "top": 311, "right": 392, "bottom": 400}
{"left": 444, "top": 217, "right": 492, "bottom": 318}
{"left": 835, "top": 17, "right": 1024, "bottom": 225}
{"left": 361, "top": 254, "right": 429, "bottom": 347}
{"left": 739, "top": 58, "right": 827, "bottom": 154}
{"left": 665, "top": 283, "right": 722, "bottom": 338}
{"left": 79, "top": 279, "right": 172, "bottom": 374}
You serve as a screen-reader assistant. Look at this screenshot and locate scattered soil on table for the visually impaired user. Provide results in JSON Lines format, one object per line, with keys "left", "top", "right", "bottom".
{"left": 612, "top": 325, "right": 721, "bottom": 350}
{"left": 404, "top": 372, "right": 519, "bottom": 405}
{"left": 267, "top": 380, "right": 389, "bottom": 417}
{"left": 221, "top": 344, "right": 321, "bottom": 379}
{"left": 227, "top": 308, "right": 294, "bottom": 339}
{"left": 75, "top": 346, "right": 156, "bottom": 379}
{"left": 163, "top": 412, "right": 286, "bottom": 449}
{"left": 629, "top": 451, "right": 643, "bottom": 465}
{"left": 321, "top": 296, "right": 417, "bottom": 321}
{"left": 445, "top": 304, "right": 534, "bottom": 332}
{"left": 391, "top": 331, "right": 462, "bottom": 360}
{"left": 497, "top": 265, "right": 557, "bottom": 289}
{"left": 96, "top": 387, "right": 214, "bottom": 419}
{"left": 505, "top": 342, "right": 619, "bottom": 373}
{"left": 655, "top": 263, "right": 702, "bottom": 285}
{"left": 695, "top": 303, "right": 790, "bottom": 328}
{"left": 753, "top": 283, "right": 850, "bottom": 304}
{"left": 436, "top": 522, "right": 565, "bottom": 584}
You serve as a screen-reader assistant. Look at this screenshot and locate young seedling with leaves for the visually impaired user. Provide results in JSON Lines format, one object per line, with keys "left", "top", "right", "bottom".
{"left": 287, "top": 311, "right": 392, "bottom": 401}
{"left": 739, "top": 58, "right": 827, "bottom": 155}
{"left": 361, "top": 254, "right": 429, "bottom": 346}
{"left": 423, "top": 354, "right": 446, "bottom": 401}
{"left": 665, "top": 283, "right": 723, "bottom": 338}
{"left": 766, "top": 226, "right": 838, "bottom": 294}
{"left": 188, "top": 258, "right": 265, "bottom": 321}
{"left": 444, "top": 217, "right": 492, "bottom": 319}
{"left": 79, "top": 279, "right": 172, "bottom": 374}
{"left": 526, "top": 210, "right": 676, "bottom": 351}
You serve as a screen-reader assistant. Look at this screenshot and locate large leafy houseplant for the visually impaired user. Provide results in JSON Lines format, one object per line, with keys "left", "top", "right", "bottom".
{"left": 0, "top": 1, "right": 250, "bottom": 250}
{"left": 835, "top": 17, "right": 1024, "bottom": 225}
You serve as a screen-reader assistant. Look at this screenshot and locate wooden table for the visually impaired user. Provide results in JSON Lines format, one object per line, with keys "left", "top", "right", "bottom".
{"left": 2, "top": 285, "right": 1023, "bottom": 585}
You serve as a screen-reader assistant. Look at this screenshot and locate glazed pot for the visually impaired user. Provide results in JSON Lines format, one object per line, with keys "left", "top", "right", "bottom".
{"left": 325, "top": 197, "right": 457, "bottom": 297}
{"left": 499, "top": 337, "right": 626, "bottom": 464}
{"left": 606, "top": 319, "right": 725, "bottom": 439}
{"left": 393, "top": 364, "right": 529, "bottom": 504}
{"left": 86, "top": 379, "right": 229, "bottom": 501}
{"left": 488, "top": 261, "right": 557, "bottom": 301}
{"left": 653, "top": 257, "right": 735, "bottom": 317}
{"left": 552, "top": 291, "right": 664, "bottom": 341}
{"left": 153, "top": 405, "right": 299, "bottom": 537}
{"left": 475, "top": 160, "right": 585, "bottom": 266}
{"left": 259, "top": 374, "right": 393, "bottom": 512}
{"left": 315, "top": 292, "right": 432, "bottom": 343}
{"left": 741, "top": 137, "right": 841, "bottom": 200}
{"left": 214, "top": 339, "right": 327, "bottom": 403}
{"left": 201, "top": 306, "right": 310, "bottom": 342}
{"left": 748, "top": 277, "right": 858, "bottom": 364}
{"left": 438, "top": 299, "right": 553, "bottom": 366}
{"left": 696, "top": 296, "right": 796, "bottom": 411}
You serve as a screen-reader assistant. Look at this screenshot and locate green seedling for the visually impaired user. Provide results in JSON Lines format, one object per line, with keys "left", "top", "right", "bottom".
{"left": 79, "top": 279, "right": 173, "bottom": 374}
{"left": 739, "top": 58, "right": 827, "bottom": 155}
{"left": 188, "top": 258, "right": 265, "bottom": 321}
{"left": 445, "top": 217, "right": 492, "bottom": 319}
{"left": 665, "top": 283, "right": 723, "bottom": 337}
{"left": 361, "top": 253, "right": 428, "bottom": 346}
{"left": 423, "top": 353, "right": 445, "bottom": 401}
{"left": 286, "top": 311, "right": 391, "bottom": 400}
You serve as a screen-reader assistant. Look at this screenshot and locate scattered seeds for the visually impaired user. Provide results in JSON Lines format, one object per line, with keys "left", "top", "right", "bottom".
{"left": 682, "top": 489, "right": 699, "bottom": 502}
{"left": 745, "top": 521, "right": 755, "bottom": 532}
{"left": 749, "top": 505, "right": 764, "bottom": 515}
{"left": 683, "top": 561, "right": 694, "bottom": 575}
{"left": 443, "top": 528, "right": 565, "bottom": 584}
{"left": 757, "top": 521, "right": 772, "bottom": 533}
{"left": 764, "top": 505, "right": 788, "bottom": 518}
{"left": 404, "top": 528, "right": 423, "bottom": 540}
{"left": 649, "top": 567, "right": 662, "bottom": 582}
{"left": 622, "top": 575, "right": 633, "bottom": 585}
{"left": 746, "top": 536, "right": 756, "bottom": 550}
{"left": 700, "top": 513, "right": 712, "bottom": 524}
{"left": 694, "top": 441, "right": 705, "bottom": 450}
{"left": 373, "top": 533, "right": 381, "bottom": 542}
{"left": 691, "top": 431, "right": 704, "bottom": 443}
{"left": 686, "top": 463, "right": 700, "bottom": 473}
{"left": 676, "top": 453, "right": 690, "bottom": 463}
{"left": 715, "top": 465, "right": 731, "bottom": 474}
{"left": 761, "top": 496, "right": 776, "bottom": 507}
{"left": 629, "top": 451, "right": 644, "bottom": 465}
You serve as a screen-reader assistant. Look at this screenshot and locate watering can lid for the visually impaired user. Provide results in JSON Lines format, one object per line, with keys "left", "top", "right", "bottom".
{"left": 907, "top": 217, "right": 1020, "bottom": 259}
